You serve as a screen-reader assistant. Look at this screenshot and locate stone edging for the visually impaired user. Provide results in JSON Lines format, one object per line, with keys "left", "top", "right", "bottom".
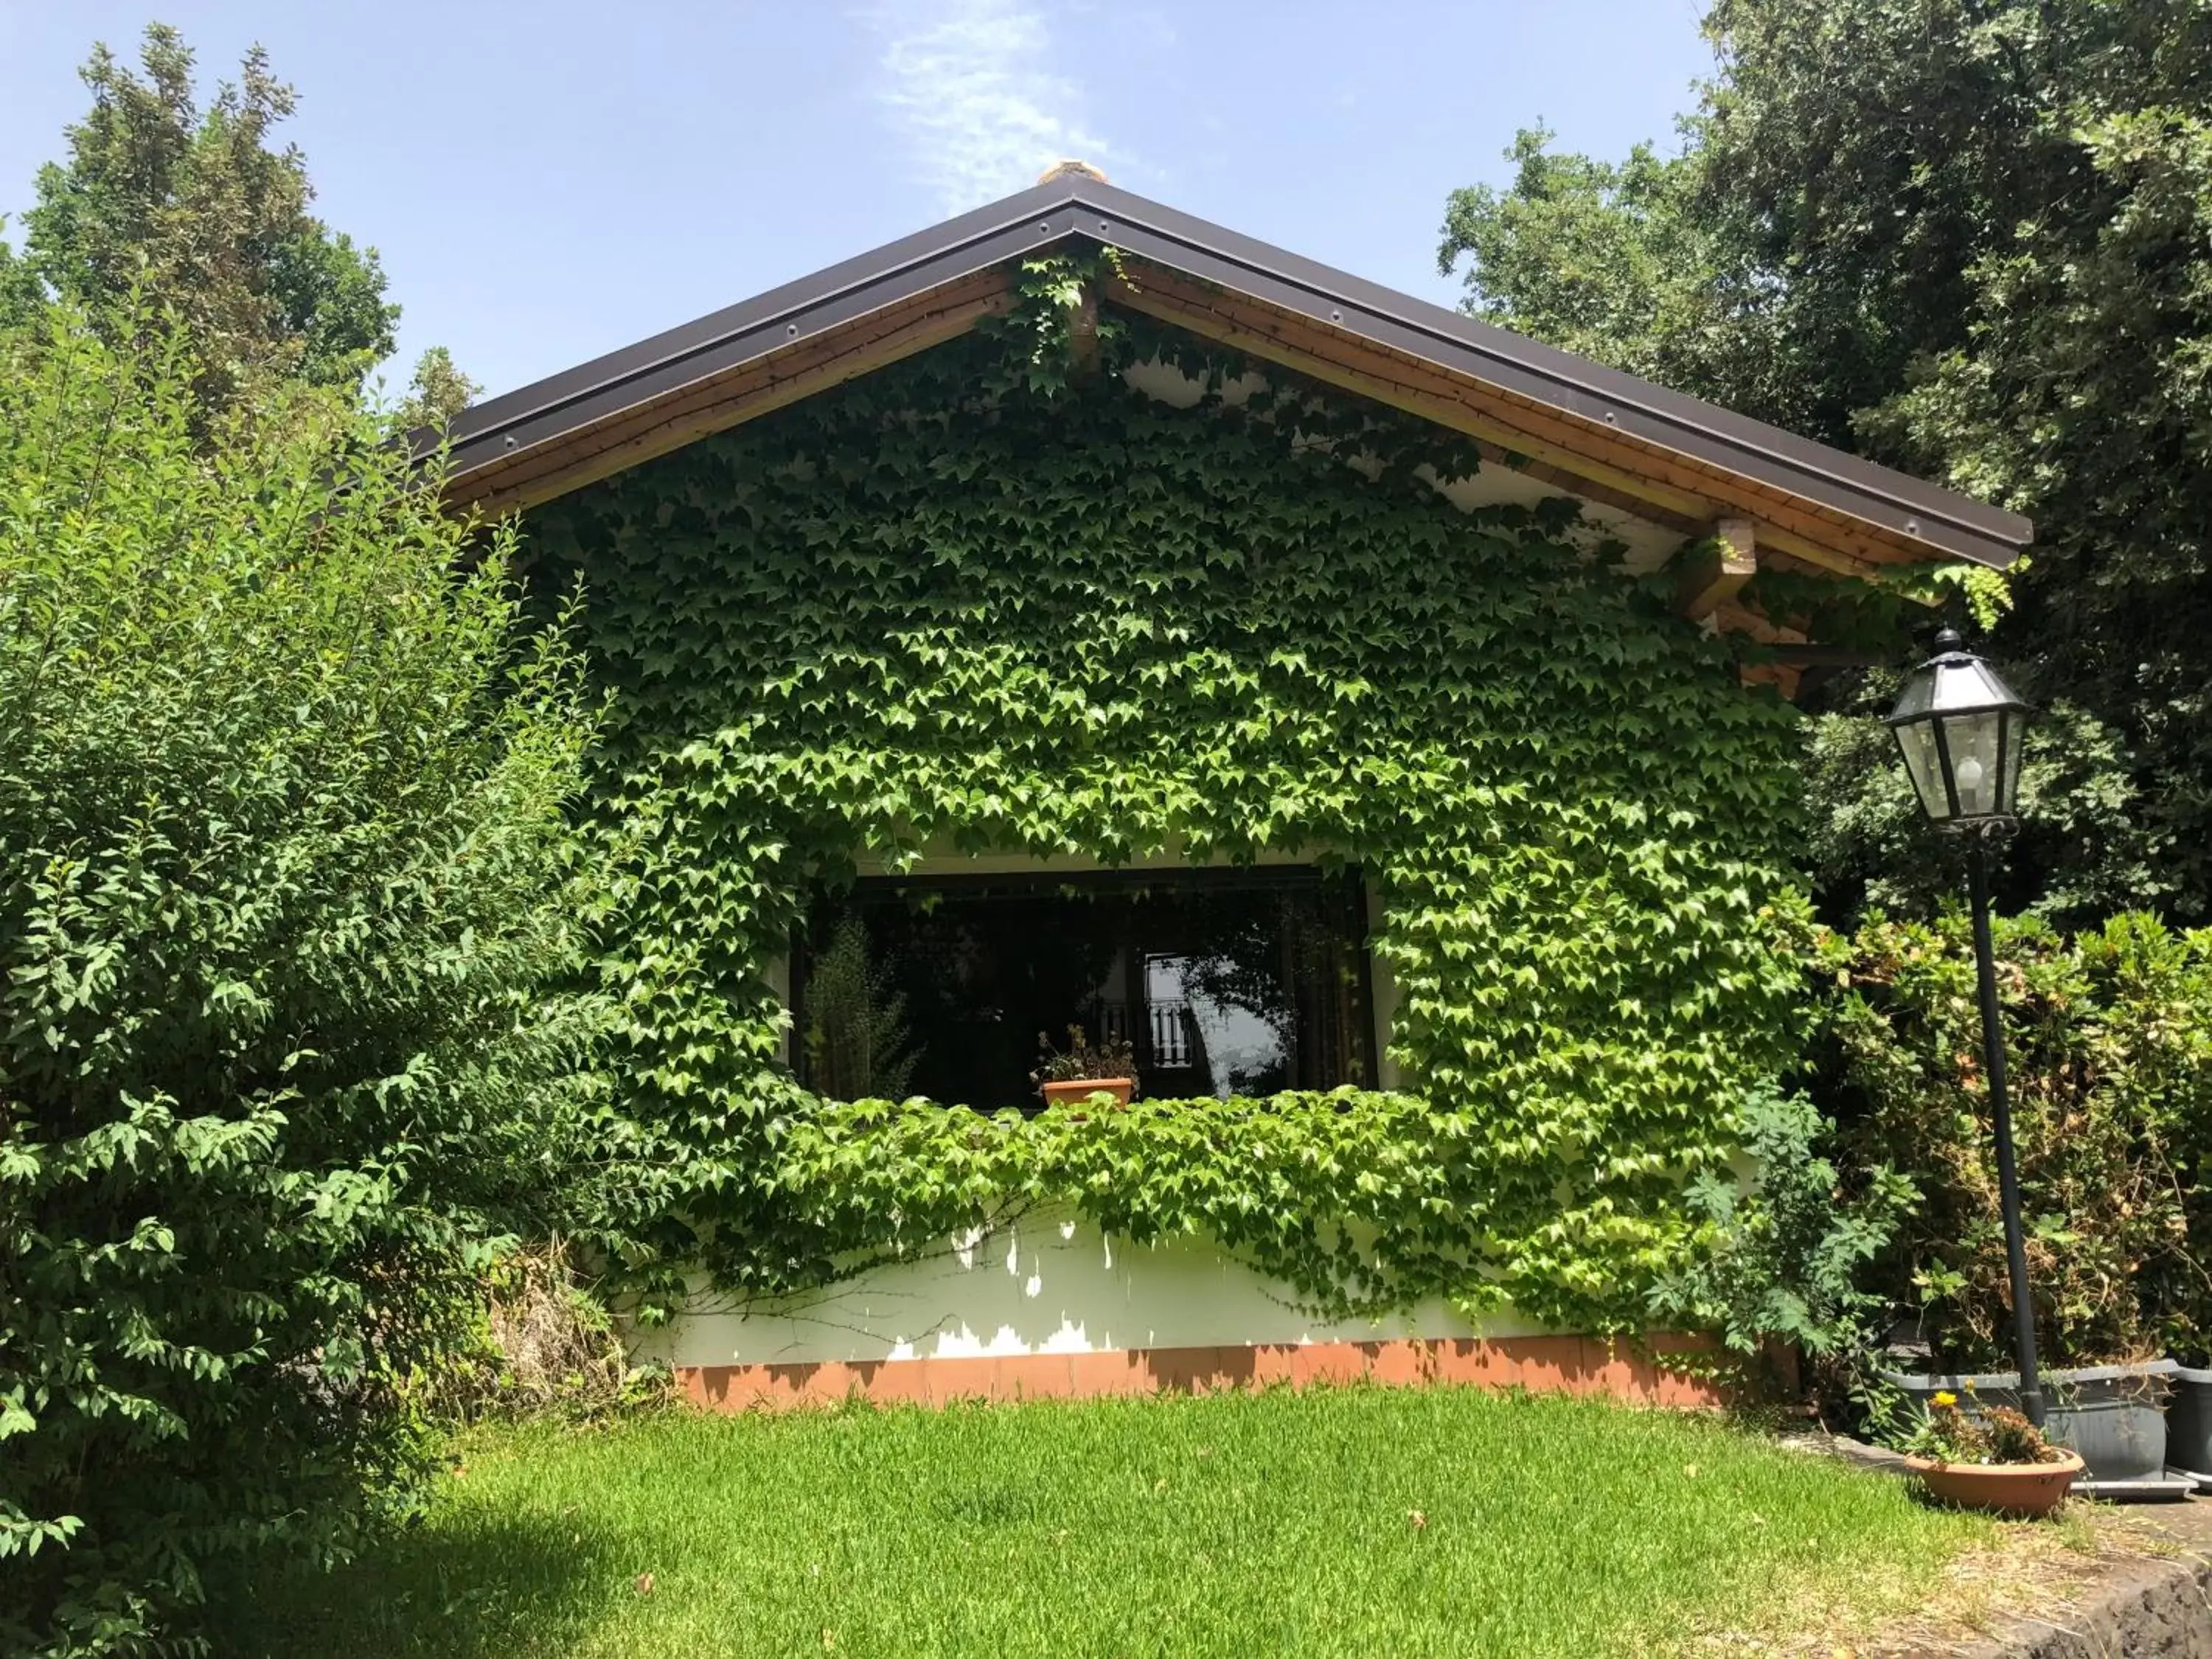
{"left": 1952, "top": 1543, "right": 2212, "bottom": 1658}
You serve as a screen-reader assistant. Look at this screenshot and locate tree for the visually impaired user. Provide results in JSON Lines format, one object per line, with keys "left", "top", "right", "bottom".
{"left": 1865, "top": 100, "right": 2212, "bottom": 915}
{"left": 0, "top": 24, "right": 468, "bottom": 422}
{"left": 397, "top": 343, "right": 481, "bottom": 434}
{"left": 1437, "top": 125, "right": 1811, "bottom": 434}
{"left": 0, "top": 305, "right": 599, "bottom": 1655}
{"left": 1439, "top": 1, "right": 2212, "bottom": 922}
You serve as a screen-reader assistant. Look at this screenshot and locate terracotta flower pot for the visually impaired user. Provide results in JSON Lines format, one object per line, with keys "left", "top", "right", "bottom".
{"left": 1903, "top": 1450, "right": 2084, "bottom": 1518}
{"left": 1040, "top": 1077, "right": 1133, "bottom": 1108}
{"left": 1885, "top": 1362, "right": 2179, "bottom": 1495}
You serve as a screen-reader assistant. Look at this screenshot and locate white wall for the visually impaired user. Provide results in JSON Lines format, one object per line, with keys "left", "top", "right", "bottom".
{"left": 633, "top": 1207, "right": 1546, "bottom": 1371}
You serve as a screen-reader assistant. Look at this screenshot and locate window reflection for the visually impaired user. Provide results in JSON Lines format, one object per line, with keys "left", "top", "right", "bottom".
{"left": 1144, "top": 952, "right": 1290, "bottom": 1097}
{"left": 798, "top": 871, "right": 1370, "bottom": 1109}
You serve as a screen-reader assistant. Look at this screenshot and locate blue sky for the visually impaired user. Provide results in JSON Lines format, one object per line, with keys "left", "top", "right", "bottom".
{"left": 1, "top": 1, "right": 1713, "bottom": 401}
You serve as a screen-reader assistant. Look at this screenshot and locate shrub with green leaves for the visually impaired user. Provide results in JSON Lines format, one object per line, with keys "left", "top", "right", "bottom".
{"left": 526, "top": 274, "right": 1814, "bottom": 1332}
{"left": 1809, "top": 908, "right": 2212, "bottom": 1370}
{"left": 1646, "top": 1080, "right": 1915, "bottom": 1394}
{"left": 0, "top": 310, "right": 602, "bottom": 1655}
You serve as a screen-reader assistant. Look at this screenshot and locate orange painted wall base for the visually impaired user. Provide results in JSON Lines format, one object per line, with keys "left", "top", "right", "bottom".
{"left": 677, "top": 1334, "right": 1728, "bottom": 1413}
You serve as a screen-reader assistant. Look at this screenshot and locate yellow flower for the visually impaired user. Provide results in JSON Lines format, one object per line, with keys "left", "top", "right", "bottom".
{"left": 1932, "top": 1390, "right": 1958, "bottom": 1408}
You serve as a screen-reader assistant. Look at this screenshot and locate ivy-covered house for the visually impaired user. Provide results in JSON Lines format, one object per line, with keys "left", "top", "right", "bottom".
{"left": 437, "top": 164, "right": 2029, "bottom": 1408}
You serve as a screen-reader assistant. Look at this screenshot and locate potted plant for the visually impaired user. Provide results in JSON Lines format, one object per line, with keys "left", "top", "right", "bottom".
{"left": 1033, "top": 1026, "right": 1136, "bottom": 1108}
{"left": 1882, "top": 1360, "right": 2181, "bottom": 1496}
{"left": 1899, "top": 1390, "right": 2082, "bottom": 1517}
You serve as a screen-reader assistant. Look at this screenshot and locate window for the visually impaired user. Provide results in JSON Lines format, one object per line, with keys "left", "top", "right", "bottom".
{"left": 796, "top": 869, "right": 1373, "bottom": 1109}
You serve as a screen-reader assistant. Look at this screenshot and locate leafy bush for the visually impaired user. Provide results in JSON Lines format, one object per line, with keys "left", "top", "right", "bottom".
{"left": 402, "top": 1242, "right": 669, "bottom": 1426}
{"left": 0, "top": 310, "right": 602, "bottom": 1655}
{"left": 1800, "top": 678, "right": 2171, "bottom": 930}
{"left": 1807, "top": 908, "right": 2212, "bottom": 1370}
{"left": 1646, "top": 1080, "right": 1914, "bottom": 1394}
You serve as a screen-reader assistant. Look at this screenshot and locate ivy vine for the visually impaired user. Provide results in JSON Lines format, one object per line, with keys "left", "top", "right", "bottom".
{"left": 525, "top": 256, "right": 1815, "bottom": 1332}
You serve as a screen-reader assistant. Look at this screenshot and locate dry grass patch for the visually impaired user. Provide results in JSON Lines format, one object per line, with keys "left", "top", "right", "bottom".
{"left": 1688, "top": 1500, "right": 2197, "bottom": 1656}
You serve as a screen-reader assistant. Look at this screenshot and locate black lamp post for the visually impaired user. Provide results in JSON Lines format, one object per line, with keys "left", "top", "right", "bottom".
{"left": 1885, "top": 627, "right": 2043, "bottom": 1424}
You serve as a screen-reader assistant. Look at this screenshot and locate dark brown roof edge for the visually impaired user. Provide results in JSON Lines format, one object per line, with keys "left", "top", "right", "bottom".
{"left": 442, "top": 175, "right": 2031, "bottom": 569}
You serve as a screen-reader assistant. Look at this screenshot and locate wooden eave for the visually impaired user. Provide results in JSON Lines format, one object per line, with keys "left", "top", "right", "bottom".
{"left": 432, "top": 175, "right": 2031, "bottom": 581}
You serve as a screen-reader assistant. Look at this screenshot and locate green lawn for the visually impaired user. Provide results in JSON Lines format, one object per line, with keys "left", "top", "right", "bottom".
{"left": 226, "top": 1386, "right": 1994, "bottom": 1658}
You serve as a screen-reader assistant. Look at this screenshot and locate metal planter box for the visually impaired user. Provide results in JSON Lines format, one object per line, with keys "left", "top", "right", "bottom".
{"left": 2166, "top": 1366, "right": 2212, "bottom": 1489}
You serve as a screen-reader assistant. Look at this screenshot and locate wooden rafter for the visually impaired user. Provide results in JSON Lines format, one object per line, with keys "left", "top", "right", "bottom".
{"left": 432, "top": 252, "right": 1986, "bottom": 606}
{"left": 431, "top": 170, "right": 2029, "bottom": 578}
{"left": 1675, "top": 518, "right": 1759, "bottom": 622}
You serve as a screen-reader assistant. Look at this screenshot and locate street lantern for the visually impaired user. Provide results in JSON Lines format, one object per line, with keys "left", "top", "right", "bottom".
{"left": 1886, "top": 628, "right": 2030, "bottom": 827}
{"left": 1887, "top": 627, "right": 2044, "bottom": 1424}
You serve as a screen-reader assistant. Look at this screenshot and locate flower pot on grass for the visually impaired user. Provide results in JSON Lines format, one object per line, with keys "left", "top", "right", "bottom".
{"left": 1895, "top": 1391, "right": 2081, "bottom": 1517}
{"left": 1903, "top": 1450, "right": 2083, "bottom": 1518}
{"left": 1884, "top": 1360, "right": 2183, "bottom": 1498}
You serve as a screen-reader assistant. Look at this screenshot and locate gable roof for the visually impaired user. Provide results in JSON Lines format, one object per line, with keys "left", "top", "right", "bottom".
{"left": 435, "top": 172, "right": 2031, "bottom": 577}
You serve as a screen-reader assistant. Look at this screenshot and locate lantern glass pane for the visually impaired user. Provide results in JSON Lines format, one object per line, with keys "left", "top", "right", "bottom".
{"left": 1998, "top": 708, "right": 2028, "bottom": 817}
{"left": 1894, "top": 720, "right": 1952, "bottom": 820}
{"left": 1889, "top": 667, "right": 1938, "bottom": 724}
{"left": 1940, "top": 710, "right": 2003, "bottom": 817}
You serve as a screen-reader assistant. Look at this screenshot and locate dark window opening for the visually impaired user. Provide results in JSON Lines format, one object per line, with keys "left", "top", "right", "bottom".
{"left": 795, "top": 869, "right": 1373, "bottom": 1110}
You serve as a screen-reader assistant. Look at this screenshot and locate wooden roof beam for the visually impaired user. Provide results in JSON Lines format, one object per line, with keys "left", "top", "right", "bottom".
{"left": 445, "top": 271, "right": 1014, "bottom": 517}
{"left": 1676, "top": 519, "right": 1758, "bottom": 622}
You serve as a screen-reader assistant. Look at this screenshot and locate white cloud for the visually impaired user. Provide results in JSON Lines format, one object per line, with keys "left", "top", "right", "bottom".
{"left": 872, "top": 0, "right": 1119, "bottom": 216}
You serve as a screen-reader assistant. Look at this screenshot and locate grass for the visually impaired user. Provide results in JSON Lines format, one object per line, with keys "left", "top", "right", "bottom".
{"left": 224, "top": 1385, "right": 1997, "bottom": 1658}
